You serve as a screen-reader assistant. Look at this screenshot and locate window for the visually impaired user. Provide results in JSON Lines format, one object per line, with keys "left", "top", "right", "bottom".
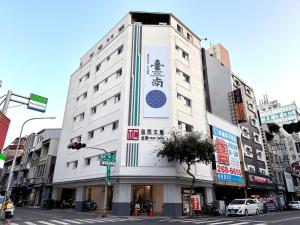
{"left": 241, "top": 126, "right": 250, "bottom": 139}
{"left": 177, "top": 24, "right": 183, "bottom": 33}
{"left": 114, "top": 93, "right": 121, "bottom": 103}
{"left": 248, "top": 165, "right": 255, "bottom": 172}
{"left": 111, "top": 34, "right": 114, "bottom": 39}
{"left": 116, "top": 68, "right": 122, "bottom": 78}
{"left": 112, "top": 121, "right": 119, "bottom": 130}
{"left": 178, "top": 121, "right": 182, "bottom": 126}
{"left": 176, "top": 68, "right": 181, "bottom": 75}
{"left": 245, "top": 87, "right": 252, "bottom": 98}
{"left": 257, "top": 151, "right": 263, "bottom": 160}
{"left": 107, "top": 56, "right": 110, "bottom": 61}
{"left": 98, "top": 45, "right": 103, "bottom": 51}
{"left": 106, "top": 38, "right": 110, "bottom": 43}
{"left": 247, "top": 101, "right": 254, "bottom": 112}
{"left": 100, "top": 126, "right": 104, "bottom": 132}
{"left": 175, "top": 45, "right": 180, "bottom": 51}
{"left": 117, "top": 45, "right": 123, "bottom": 55}
{"left": 177, "top": 93, "right": 181, "bottom": 99}
{"left": 253, "top": 132, "right": 260, "bottom": 143}
{"left": 77, "top": 136, "right": 82, "bottom": 142}
{"left": 88, "top": 130, "right": 94, "bottom": 139}
{"left": 118, "top": 24, "right": 124, "bottom": 32}
{"left": 96, "top": 63, "right": 101, "bottom": 72}
{"left": 91, "top": 106, "right": 97, "bottom": 115}
{"left": 85, "top": 158, "right": 91, "bottom": 166}
{"left": 76, "top": 97, "right": 79, "bottom": 102}
{"left": 187, "top": 33, "right": 193, "bottom": 42}
{"left": 73, "top": 161, "right": 78, "bottom": 169}
{"left": 73, "top": 117, "right": 76, "bottom": 122}
{"left": 259, "top": 168, "right": 266, "bottom": 175}
{"left": 250, "top": 117, "right": 258, "bottom": 127}
{"left": 183, "top": 73, "right": 190, "bottom": 83}
{"left": 182, "top": 51, "right": 189, "bottom": 61}
{"left": 66, "top": 162, "right": 70, "bottom": 168}
{"left": 83, "top": 92, "right": 87, "bottom": 99}
{"left": 244, "top": 145, "right": 253, "bottom": 157}
{"left": 80, "top": 113, "right": 85, "bottom": 121}
{"left": 94, "top": 84, "right": 99, "bottom": 92}
{"left": 79, "top": 78, "right": 82, "bottom": 83}
{"left": 185, "top": 97, "right": 191, "bottom": 107}
{"left": 233, "top": 79, "right": 240, "bottom": 87}
{"left": 103, "top": 101, "right": 107, "bottom": 106}
{"left": 90, "top": 52, "right": 94, "bottom": 58}
{"left": 104, "top": 78, "right": 108, "bottom": 83}
{"left": 185, "top": 124, "right": 193, "bottom": 132}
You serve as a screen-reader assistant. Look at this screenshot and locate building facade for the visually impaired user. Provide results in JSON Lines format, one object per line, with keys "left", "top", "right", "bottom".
{"left": 53, "top": 12, "right": 214, "bottom": 216}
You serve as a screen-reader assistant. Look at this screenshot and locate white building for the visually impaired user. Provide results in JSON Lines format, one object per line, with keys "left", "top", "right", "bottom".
{"left": 53, "top": 12, "right": 213, "bottom": 216}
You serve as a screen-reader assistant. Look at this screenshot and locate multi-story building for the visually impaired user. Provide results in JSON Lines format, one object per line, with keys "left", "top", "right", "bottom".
{"left": 203, "top": 44, "right": 273, "bottom": 199}
{"left": 259, "top": 97, "right": 300, "bottom": 125}
{"left": 261, "top": 123, "right": 300, "bottom": 203}
{"left": 0, "top": 129, "right": 61, "bottom": 206}
{"left": 53, "top": 11, "right": 214, "bottom": 216}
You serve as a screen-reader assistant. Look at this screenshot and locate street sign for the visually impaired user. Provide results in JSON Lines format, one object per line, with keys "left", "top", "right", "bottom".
{"left": 0, "top": 154, "right": 7, "bottom": 169}
{"left": 99, "top": 154, "right": 116, "bottom": 184}
{"left": 100, "top": 154, "right": 116, "bottom": 162}
{"left": 27, "top": 93, "right": 48, "bottom": 113}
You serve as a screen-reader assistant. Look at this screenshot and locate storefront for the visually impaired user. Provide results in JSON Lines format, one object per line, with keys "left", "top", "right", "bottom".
{"left": 246, "top": 172, "right": 275, "bottom": 200}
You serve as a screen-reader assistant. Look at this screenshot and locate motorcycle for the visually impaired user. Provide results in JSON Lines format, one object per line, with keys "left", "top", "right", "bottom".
{"left": 83, "top": 200, "right": 97, "bottom": 211}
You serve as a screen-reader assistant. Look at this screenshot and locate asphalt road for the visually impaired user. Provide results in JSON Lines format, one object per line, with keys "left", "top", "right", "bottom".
{"left": 2, "top": 208, "right": 300, "bottom": 225}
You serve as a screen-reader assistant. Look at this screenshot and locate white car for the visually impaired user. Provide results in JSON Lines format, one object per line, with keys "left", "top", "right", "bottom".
{"left": 289, "top": 201, "right": 300, "bottom": 210}
{"left": 227, "top": 199, "right": 260, "bottom": 216}
{"left": 254, "top": 199, "right": 264, "bottom": 213}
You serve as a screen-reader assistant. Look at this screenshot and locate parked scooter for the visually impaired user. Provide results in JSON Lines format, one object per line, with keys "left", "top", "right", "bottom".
{"left": 83, "top": 200, "right": 97, "bottom": 211}
{"left": 61, "top": 199, "right": 74, "bottom": 209}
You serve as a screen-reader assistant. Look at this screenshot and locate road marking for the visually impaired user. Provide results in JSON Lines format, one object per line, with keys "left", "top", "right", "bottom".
{"left": 63, "top": 219, "right": 83, "bottom": 224}
{"left": 50, "top": 220, "right": 70, "bottom": 225}
{"left": 24, "top": 222, "right": 37, "bottom": 225}
{"left": 75, "top": 219, "right": 95, "bottom": 223}
{"left": 269, "top": 215, "right": 300, "bottom": 223}
{"left": 230, "top": 222, "right": 250, "bottom": 225}
{"left": 208, "top": 221, "right": 234, "bottom": 225}
{"left": 37, "top": 221, "right": 56, "bottom": 225}
{"left": 194, "top": 220, "right": 223, "bottom": 224}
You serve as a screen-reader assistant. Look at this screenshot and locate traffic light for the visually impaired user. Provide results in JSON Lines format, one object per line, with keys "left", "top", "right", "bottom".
{"left": 67, "top": 142, "right": 86, "bottom": 150}
{"left": 283, "top": 121, "right": 300, "bottom": 134}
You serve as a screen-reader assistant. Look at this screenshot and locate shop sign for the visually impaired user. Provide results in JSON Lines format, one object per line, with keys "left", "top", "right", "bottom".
{"left": 144, "top": 46, "right": 169, "bottom": 118}
{"left": 127, "top": 129, "right": 139, "bottom": 140}
{"left": 284, "top": 172, "right": 295, "bottom": 192}
{"left": 140, "top": 128, "right": 164, "bottom": 141}
{"left": 233, "top": 89, "right": 247, "bottom": 122}
{"left": 212, "top": 126, "right": 243, "bottom": 185}
{"left": 191, "top": 195, "right": 201, "bottom": 211}
{"left": 249, "top": 174, "right": 272, "bottom": 184}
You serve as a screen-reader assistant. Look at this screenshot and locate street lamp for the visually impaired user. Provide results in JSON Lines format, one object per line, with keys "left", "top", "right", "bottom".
{"left": 0, "top": 116, "right": 56, "bottom": 219}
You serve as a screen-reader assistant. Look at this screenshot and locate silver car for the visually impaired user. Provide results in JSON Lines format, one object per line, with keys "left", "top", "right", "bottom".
{"left": 227, "top": 199, "right": 260, "bottom": 216}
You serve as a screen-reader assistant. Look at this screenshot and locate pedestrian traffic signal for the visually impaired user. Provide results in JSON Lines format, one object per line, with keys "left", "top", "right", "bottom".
{"left": 67, "top": 142, "right": 86, "bottom": 150}
{"left": 283, "top": 121, "right": 300, "bottom": 134}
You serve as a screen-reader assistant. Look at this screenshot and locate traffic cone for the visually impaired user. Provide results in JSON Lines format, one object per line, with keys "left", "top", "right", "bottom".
{"left": 133, "top": 208, "right": 139, "bottom": 216}
{"left": 149, "top": 208, "right": 154, "bottom": 217}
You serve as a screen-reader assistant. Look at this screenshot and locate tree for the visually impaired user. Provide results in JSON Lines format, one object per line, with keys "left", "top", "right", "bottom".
{"left": 156, "top": 130, "right": 215, "bottom": 216}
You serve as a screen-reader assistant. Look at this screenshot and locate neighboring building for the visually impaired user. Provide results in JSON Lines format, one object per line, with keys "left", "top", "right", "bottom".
{"left": 259, "top": 96, "right": 300, "bottom": 125}
{"left": 261, "top": 123, "right": 300, "bottom": 203}
{"left": 0, "top": 129, "right": 61, "bottom": 206}
{"left": 53, "top": 11, "right": 213, "bottom": 216}
{"left": 203, "top": 44, "right": 273, "bottom": 199}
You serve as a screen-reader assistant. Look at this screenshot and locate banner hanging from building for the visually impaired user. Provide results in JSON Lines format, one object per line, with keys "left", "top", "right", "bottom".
{"left": 212, "top": 126, "right": 243, "bottom": 185}
{"left": 0, "top": 112, "right": 10, "bottom": 151}
{"left": 144, "top": 46, "right": 169, "bottom": 118}
{"left": 284, "top": 172, "right": 295, "bottom": 192}
{"left": 233, "top": 89, "right": 247, "bottom": 122}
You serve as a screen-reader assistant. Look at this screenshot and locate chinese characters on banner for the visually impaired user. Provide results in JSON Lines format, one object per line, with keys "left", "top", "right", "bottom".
{"left": 233, "top": 89, "right": 247, "bottom": 122}
{"left": 144, "top": 46, "right": 169, "bottom": 117}
{"left": 212, "top": 126, "right": 243, "bottom": 185}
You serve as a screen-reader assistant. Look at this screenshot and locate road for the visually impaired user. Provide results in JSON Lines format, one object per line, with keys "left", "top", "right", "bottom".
{"left": 2, "top": 208, "right": 300, "bottom": 225}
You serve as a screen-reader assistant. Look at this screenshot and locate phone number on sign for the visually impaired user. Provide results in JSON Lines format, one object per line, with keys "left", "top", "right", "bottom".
{"left": 217, "top": 165, "right": 241, "bottom": 176}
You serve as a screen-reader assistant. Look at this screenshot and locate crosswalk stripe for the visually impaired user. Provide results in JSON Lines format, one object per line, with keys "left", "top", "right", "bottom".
{"left": 63, "top": 219, "right": 83, "bottom": 224}
{"left": 230, "top": 222, "right": 250, "bottom": 225}
{"left": 50, "top": 220, "right": 70, "bottom": 225}
{"left": 194, "top": 220, "right": 223, "bottom": 224}
{"left": 79, "top": 218, "right": 103, "bottom": 222}
{"left": 24, "top": 222, "right": 37, "bottom": 225}
{"left": 75, "top": 219, "right": 95, "bottom": 223}
{"left": 208, "top": 221, "right": 234, "bottom": 225}
{"left": 37, "top": 221, "right": 56, "bottom": 225}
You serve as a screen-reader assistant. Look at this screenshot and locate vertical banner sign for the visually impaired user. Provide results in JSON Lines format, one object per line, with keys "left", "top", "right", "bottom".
{"left": 144, "top": 46, "right": 169, "bottom": 117}
{"left": 191, "top": 195, "right": 201, "bottom": 211}
{"left": 212, "top": 126, "right": 243, "bottom": 185}
{"left": 0, "top": 112, "right": 10, "bottom": 151}
{"left": 284, "top": 172, "right": 295, "bottom": 192}
{"left": 233, "top": 89, "right": 247, "bottom": 122}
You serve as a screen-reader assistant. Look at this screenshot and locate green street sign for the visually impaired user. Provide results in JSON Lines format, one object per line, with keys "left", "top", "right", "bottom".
{"left": 27, "top": 93, "right": 48, "bottom": 113}
{"left": 0, "top": 154, "right": 7, "bottom": 169}
{"left": 100, "top": 154, "right": 116, "bottom": 162}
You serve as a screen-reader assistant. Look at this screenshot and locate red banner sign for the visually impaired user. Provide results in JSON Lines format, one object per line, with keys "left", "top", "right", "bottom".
{"left": 191, "top": 195, "right": 201, "bottom": 211}
{"left": 0, "top": 112, "right": 10, "bottom": 151}
{"left": 127, "top": 129, "right": 139, "bottom": 140}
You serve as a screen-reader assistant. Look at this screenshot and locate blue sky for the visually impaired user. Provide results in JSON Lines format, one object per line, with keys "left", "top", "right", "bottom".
{"left": 1, "top": 0, "right": 300, "bottom": 145}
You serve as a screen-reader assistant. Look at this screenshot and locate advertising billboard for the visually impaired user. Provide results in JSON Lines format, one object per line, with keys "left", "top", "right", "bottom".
{"left": 212, "top": 126, "right": 243, "bottom": 185}
{"left": 144, "top": 46, "right": 169, "bottom": 118}
{"left": 284, "top": 172, "right": 295, "bottom": 192}
{"left": 0, "top": 112, "right": 10, "bottom": 151}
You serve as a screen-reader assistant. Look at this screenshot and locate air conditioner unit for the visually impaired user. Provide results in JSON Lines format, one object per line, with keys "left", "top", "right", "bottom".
{"left": 159, "top": 22, "right": 167, "bottom": 25}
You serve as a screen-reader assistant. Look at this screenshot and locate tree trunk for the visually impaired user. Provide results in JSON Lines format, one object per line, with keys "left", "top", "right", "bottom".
{"left": 186, "top": 164, "right": 196, "bottom": 217}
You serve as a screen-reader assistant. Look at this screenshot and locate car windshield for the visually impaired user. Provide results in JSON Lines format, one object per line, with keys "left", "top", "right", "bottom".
{"left": 230, "top": 200, "right": 245, "bottom": 205}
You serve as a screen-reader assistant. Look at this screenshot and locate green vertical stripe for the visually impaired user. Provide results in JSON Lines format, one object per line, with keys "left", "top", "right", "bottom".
{"left": 133, "top": 143, "right": 136, "bottom": 166}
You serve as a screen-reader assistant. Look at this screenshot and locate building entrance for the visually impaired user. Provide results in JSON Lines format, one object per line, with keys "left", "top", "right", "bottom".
{"left": 133, "top": 185, "right": 152, "bottom": 214}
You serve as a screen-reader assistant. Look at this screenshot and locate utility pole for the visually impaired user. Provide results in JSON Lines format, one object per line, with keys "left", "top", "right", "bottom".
{"left": 1, "top": 90, "right": 12, "bottom": 115}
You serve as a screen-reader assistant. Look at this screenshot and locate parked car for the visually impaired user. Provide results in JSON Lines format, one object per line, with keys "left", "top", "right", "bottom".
{"left": 289, "top": 201, "right": 300, "bottom": 210}
{"left": 253, "top": 199, "right": 264, "bottom": 213}
{"left": 0, "top": 196, "right": 15, "bottom": 218}
{"left": 227, "top": 199, "right": 260, "bottom": 216}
